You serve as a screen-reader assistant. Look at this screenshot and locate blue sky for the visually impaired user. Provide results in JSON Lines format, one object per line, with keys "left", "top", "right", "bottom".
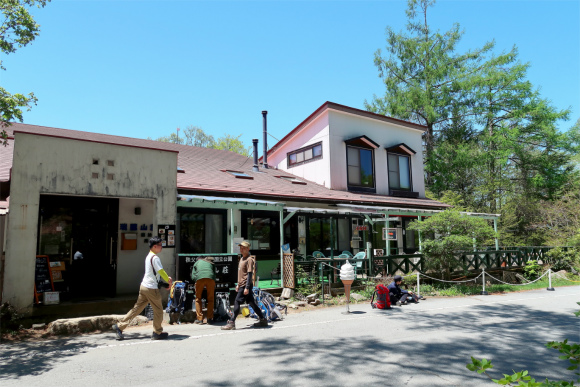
{"left": 3, "top": 0, "right": 579, "bottom": 149}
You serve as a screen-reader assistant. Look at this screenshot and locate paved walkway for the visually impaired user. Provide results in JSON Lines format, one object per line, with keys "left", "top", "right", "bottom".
{"left": 1, "top": 286, "right": 579, "bottom": 387}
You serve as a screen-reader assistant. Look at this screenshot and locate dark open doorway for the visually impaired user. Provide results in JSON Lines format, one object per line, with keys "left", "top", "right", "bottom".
{"left": 37, "top": 195, "right": 119, "bottom": 300}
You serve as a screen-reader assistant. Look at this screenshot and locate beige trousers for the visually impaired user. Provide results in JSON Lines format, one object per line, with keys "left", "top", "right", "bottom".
{"left": 117, "top": 285, "right": 164, "bottom": 334}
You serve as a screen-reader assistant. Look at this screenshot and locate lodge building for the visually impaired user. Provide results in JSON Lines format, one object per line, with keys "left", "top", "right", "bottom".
{"left": 0, "top": 102, "right": 456, "bottom": 314}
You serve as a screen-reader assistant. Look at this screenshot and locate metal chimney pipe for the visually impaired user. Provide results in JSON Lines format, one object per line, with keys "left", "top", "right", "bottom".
{"left": 262, "top": 110, "right": 268, "bottom": 169}
{"left": 252, "top": 139, "right": 259, "bottom": 172}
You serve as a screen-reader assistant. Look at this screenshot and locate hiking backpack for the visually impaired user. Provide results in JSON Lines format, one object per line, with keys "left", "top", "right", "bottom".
{"left": 371, "top": 284, "right": 391, "bottom": 309}
{"left": 248, "top": 287, "right": 284, "bottom": 322}
{"left": 214, "top": 292, "right": 234, "bottom": 322}
{"left": 166, "top": 281, "right": 188, "bottom": 323}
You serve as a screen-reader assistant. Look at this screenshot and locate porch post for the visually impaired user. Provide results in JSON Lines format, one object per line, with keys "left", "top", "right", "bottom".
{"left": 229, "top": 208, "right": 234, "bottom": 253}
{"left": 418, "top": 215, "right": 422, "bottom": 252}
{"left": 494, "top": 218, "right": 499, "bottom": 250}
{"left": 279, "top": 208, "right": 284, "bottom": 286}
{"left": 385, "top": 214, "right": 390, "bottom": 257}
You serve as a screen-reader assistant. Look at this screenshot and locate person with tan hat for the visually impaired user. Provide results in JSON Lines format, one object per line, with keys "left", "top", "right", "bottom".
{"left": 221, "top": 241, "right": 268, "bottom": 330}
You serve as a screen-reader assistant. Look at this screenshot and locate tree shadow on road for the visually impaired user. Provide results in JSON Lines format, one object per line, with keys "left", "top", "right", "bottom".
{"left": 207, "top": 300, "right": 579, "bottom": 387}
{"left": 0, "top": 337, "right": 101, "bottom": 380}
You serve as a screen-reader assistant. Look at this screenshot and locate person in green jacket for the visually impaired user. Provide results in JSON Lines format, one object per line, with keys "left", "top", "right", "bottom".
{"left": 191, "top": 256, "right": 216, "bottom": 324}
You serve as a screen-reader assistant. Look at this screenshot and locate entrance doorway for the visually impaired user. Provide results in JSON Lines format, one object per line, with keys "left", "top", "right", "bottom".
{"left": 37, "top": 195, "right": 119, "bottom": 300}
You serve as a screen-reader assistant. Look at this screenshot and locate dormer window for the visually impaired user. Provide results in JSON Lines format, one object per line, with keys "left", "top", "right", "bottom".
{"left": 347, "top": 147, "right": 375, "bottom": 190}
{"left": 345, "top": 135, "right": 379, "bottom": 193}
{"left": 387, "top": 153, "right": 411, "bottom": 190}
{"left": 386, "top": 143, "right": 418, "bottom": 197}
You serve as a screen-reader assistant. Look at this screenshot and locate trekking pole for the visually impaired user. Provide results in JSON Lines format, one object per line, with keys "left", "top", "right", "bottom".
{"left": 547, "top": 268, "right": 555, "bottom": 291}
{"left": 480, "top": 268, "right": 488, "bottom": 295}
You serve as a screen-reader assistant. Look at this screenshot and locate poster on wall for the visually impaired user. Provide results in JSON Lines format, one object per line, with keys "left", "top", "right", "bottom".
{"left": 157, "top": 224, "right": 176, "bottom": 248}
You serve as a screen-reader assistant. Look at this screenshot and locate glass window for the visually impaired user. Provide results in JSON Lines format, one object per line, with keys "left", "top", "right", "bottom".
{"left": 347, "top": 146, "right": 374, "bottom": 189}
{"left": 247, "top": 217, "right": 272, "bottom": 250}
{"left": 179, "top": 212, "right": 226, "bottom": 254}
{"left": 388, "top": 154, "right": 411, "bottom": 190}
{"left": 241, "top": 211, "right": 280, "bottom": 255}
{"left": 313, "top": 144, "right": 322, "bottom": 157}
{"left": 287, "top": 142, "right": 323, "bottom": 168}
{"left": 308, "top": 217, "right": 336, "bottom": 254}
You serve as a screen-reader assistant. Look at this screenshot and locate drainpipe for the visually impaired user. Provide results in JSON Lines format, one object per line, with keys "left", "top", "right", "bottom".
{"left": 262, "top": 111, "right": 268, "bottom": 169}
{"left": 252, "top": 139, "right": 259, "bottom": 172}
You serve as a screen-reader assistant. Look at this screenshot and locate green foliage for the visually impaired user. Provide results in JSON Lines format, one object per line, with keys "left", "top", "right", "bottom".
{"left": 151, "top": 126, "right": 251, "bottom": 157}
{"left": 467, "top": 303, "right": 580, "bottom": 386}
{"left": 0, "top": 302, "right": 22, "bottom": 333}
{"left": 294, "top": 265, "right": 319, "bottom": 298}
{"left": 213, "top": 133, "right": 251, "bottom": 157}
{"left": 522, "top": 260, "right": 542, "bottom": 280}
{"left": 545, "top": 248, "right": 580, "bottom": 272}
{"left": 367, "top": 0, "right": 580, "bottom": 246}
{"left": 0, "top": 0, "right": 50, "bottom": 144}
{"left": 407, "top": 209, "right": 497, "bottom": 279}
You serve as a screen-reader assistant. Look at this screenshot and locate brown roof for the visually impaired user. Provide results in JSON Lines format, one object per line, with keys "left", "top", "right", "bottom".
{"left": 264, "top": 101, "right": 428, "bottom": 160}
{"left": 3, "top": 122, "right": 449, "bottom": 210}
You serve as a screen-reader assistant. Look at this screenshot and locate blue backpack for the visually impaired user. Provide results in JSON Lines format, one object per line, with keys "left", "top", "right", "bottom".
{"left": 166, "top": 281, "right": 188, "bottom": 322}
{"left": 248, "top": 287, "right": 285, "bottom": 322}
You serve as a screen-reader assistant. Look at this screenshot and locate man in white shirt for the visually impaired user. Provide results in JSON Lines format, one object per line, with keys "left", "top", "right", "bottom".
{"left": 112, "top": 236, "right": 172, "bottom": 340}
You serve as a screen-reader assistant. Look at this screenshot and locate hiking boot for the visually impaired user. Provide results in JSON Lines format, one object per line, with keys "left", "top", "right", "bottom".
{"left": 112, "top": 324, "right": 124, "bottom": 341}
{"left": 221, "top": 320, "right": 236, "bottom": 330}
{"left": 193, "top": 319, "right": 204, "bottom": 325}
{"left": 253, "top": 318, "right": 268, "bottom": 328}
{"left": 151, "top": 332, "right": 168, "bottom": 340}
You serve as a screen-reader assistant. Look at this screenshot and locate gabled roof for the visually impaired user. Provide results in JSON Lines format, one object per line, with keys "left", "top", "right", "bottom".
{"left": 264, "top": 101, "right": 427, "bottom": 160}
{"left": 2, "top": 122, "right": 449, "bottom": 210}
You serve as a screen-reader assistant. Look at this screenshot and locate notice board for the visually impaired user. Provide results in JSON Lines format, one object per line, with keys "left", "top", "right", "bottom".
{"left": 34, "top": 255, "right": 55, "bottom": 303}
{"left": 178, "top": 254, "right": 238, "bottom": 303}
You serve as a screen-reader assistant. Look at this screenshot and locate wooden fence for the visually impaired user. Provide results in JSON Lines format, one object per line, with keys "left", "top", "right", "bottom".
{"left": 292, "top": 246, "right": 565, "bottom": 284}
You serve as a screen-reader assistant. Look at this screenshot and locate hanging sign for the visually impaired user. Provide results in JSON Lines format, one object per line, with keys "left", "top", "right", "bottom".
{"left": 382, "top": 228, "right": 397, "bottom": 241}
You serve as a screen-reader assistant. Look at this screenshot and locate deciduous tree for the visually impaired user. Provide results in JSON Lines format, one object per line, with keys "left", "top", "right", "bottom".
{"left": 0, "top": 0, "right": 50, "bottom": 145}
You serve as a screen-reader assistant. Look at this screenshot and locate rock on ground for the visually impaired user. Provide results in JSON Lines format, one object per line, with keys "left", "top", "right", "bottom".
{"left": 48, "top": 315, "right": 147, "bottom": 335}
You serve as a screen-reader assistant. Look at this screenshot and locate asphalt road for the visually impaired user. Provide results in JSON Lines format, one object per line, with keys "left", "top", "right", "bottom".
{"left": 1, "top": 286, "right": 579, "bottom": 387}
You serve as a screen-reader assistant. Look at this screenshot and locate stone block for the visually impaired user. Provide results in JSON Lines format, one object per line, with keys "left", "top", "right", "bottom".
{"left": 281, "top": 288, "right": 294, "bottom": 299}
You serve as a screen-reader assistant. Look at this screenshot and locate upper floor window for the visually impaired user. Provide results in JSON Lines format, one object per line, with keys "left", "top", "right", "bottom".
{"left": 347, "top": 146, "right": 375, "bottom": 190}
{"left": 287, "top": 142, "right": 322, "bottom": 168}
{"left": 388, "top": 153, "right": 411, "bottom": 190}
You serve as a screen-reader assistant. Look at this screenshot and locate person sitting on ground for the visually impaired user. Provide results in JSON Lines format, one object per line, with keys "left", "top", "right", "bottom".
{"left": 387, "top": 275, "right": 419, "bottom": 306}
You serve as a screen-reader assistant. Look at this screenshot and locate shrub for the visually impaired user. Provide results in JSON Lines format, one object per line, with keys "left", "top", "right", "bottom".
{"left": 522, "top": 260, "right": 542, "bottom": 280}
{"left": 545, "top": 247, "right": 580, "bottom": 272}
{"left": 0, "top": 302, "right": 22, "bottom": 333}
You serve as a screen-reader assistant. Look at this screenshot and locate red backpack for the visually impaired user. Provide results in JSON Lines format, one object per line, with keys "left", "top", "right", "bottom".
{"left": 371, "top": 284, "right": 391, "bottom": 309}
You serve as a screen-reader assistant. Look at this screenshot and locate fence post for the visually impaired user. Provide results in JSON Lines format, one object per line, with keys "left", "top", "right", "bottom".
{"left": 480, "top": 268, "right": 488, "bottom": 295}
{"left": 416, "top": 271, "right": 420, "bottom": 298}
{"left": 547, "top": 268, "right": 555, "bottom": 291}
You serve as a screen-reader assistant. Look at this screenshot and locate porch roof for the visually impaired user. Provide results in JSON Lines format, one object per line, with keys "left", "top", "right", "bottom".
{"left": 336, "top": 203, "right": 500, "bottom": 220}
{"left": 177, "top": 194, "right": 284, "bottom": 209}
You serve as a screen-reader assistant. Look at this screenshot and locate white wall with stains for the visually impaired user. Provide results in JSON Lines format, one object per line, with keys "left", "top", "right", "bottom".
{"left": 4, "top": 133, "right": 177, "bottom": 312}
